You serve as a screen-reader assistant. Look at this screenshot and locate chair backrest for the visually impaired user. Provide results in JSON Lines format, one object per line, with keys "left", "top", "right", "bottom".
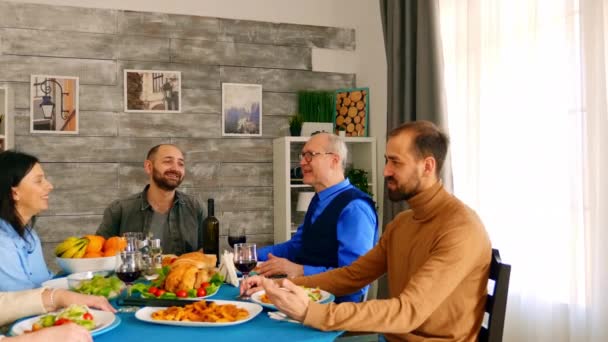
{"left": 478, "top": 249, "right": 511, "bottom": 342}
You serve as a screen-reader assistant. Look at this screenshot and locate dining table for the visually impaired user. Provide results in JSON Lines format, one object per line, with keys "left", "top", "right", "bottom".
{"left": 95, "top": 284, "right": 345, "bottom": 342}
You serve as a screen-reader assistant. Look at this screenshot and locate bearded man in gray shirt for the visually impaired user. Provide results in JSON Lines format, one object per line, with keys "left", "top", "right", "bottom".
{"left": 96, "top": 144, "right": 204, "bottom": 255}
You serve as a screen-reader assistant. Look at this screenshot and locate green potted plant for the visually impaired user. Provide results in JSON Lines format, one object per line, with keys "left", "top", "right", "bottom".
{"left": 345, "top": 167, "right": 373, "bottom": 197}
{"left": 297, "top": 91, "right": 335, "bottom": 123}
{"left": 298, "top": 91, "right": 335, "bottom": 135}
{"left": 288, "top": 114, "right": 303, "bottom": 136}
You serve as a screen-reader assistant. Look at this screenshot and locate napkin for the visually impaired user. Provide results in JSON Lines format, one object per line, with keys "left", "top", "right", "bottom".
{"left": 218, "top": 250, "right": 239, "bottom": 287}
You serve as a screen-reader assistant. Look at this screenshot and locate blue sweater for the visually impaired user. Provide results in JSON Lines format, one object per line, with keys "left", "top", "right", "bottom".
{"left": 258, "top": 179, "right": 378, "bottom": 302}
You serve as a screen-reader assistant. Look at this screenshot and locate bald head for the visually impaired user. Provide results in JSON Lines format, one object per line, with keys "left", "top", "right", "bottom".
{"left": 147, "top": 144, "right": 184, "bottom": 161}
{"left": 144, "top": 144, "right": 185, "bottom": 191}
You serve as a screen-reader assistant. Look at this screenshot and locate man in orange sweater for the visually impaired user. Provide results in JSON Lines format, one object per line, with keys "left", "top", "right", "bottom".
{"left": 241, "top": 121, "right": 492, "bottom": 342}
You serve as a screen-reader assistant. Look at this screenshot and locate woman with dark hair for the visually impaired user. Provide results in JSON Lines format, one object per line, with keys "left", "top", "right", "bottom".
{"left": 0, "top": 150, "right": 54, "bottom": 290}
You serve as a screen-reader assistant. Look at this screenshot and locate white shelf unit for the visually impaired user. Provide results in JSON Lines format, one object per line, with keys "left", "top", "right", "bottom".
{"left": 273, "top": 136, "right": 377, "bottom": 243}
{"left": 0, "top": 86, "right": 14, "bottom": 152}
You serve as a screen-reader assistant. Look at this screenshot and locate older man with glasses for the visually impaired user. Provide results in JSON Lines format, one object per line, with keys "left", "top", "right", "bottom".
{"left": 256, "top": 132, "right": 378, "bottom": 303}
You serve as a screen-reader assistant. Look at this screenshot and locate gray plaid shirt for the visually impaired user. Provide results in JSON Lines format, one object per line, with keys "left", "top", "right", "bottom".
{"left": 96, "top": 185, "right": 204, "bottom": 255}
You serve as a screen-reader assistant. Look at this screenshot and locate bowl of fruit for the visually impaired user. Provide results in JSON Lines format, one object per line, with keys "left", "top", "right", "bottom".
{"left": 55, "top": 235, "right": 126, "bottom": 274}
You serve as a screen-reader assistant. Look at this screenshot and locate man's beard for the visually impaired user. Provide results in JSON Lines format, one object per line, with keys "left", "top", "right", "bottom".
{"left": 386, "top": 177, "right": 421, "bottom": 202}
{"left": 152, "top": 168, "right": 183, "bottom": 191}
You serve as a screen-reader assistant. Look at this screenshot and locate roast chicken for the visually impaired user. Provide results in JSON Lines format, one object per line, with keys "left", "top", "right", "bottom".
{"left": 163, "top": 252, "right": 218, "bottom": 293}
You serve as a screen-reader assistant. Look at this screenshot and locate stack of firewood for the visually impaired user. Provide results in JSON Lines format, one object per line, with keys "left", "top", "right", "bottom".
{"left": 335, "top": 89, "right": 367, "bottom": 137}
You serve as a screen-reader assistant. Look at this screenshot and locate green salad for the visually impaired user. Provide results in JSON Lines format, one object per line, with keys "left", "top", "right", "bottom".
{"left": 72, "top": 275, "right": 124, "bottom": 298}
{"left": 32, "top": 305, "right": 96, "bottom": 332}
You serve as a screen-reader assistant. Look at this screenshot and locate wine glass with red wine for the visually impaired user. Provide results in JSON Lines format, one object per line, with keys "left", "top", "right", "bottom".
{"left": 234, "top": 243, "right": 257, "bottom": 299}
{"left": 228, "top": 227, "right": 246, "bottom": 249}
{"left": 115, "top": 251, "right": 142, "bottom": 299}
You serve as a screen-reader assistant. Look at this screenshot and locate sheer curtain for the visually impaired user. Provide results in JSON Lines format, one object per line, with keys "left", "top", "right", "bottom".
{"left": 438, "top": 0, "right": 608, "bottom": 341}
{"left": 580, "top": 0, "right": 608, "bottom": 340}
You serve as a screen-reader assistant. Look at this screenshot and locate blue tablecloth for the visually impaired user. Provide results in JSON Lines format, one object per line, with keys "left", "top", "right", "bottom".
{"left": 95, "top": 285, "right": 343, "bottom": 342}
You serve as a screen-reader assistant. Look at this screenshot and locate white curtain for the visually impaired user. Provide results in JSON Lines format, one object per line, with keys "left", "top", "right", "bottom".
{"left": 438, "top": 0, "right": 608, "bottom": 341}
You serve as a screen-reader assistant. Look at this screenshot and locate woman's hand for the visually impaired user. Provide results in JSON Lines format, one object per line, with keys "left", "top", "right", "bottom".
{"left": 7, "top": 323, "right": 92, "bottom": 342}
{"left": 52, "top": 289, "right": 116, "bottom": 312}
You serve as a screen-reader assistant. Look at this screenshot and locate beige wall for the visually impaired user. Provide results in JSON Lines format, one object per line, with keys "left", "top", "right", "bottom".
{"left": 14, "top": 0, "right": 388, "bottom": 221}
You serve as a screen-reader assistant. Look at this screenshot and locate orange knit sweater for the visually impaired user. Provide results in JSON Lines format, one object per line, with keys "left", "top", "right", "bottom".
{"left": 294, "top": 182, "right": 491, "bottom": 342}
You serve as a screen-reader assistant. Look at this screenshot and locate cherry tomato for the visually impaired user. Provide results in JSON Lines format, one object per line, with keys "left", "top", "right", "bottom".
{"left": 54, "top": 318, "right": 72, "bottom": 326}
{"left": 200, "top": 282, "right": 210, "bottom": 288}
{"left": 197, "top": 287, "right": 207, "bottom": 297}
{"left": 156, "top": 289, "right": 166, "bottom": 297}
{"left": 82, "top": 313, "right": 94, "bottom": 321}
{"left": 176, "top": 290, "right": 188, "bottom": 298}
{"left": 148, "top": 286, "right": 159, "bottom": 296}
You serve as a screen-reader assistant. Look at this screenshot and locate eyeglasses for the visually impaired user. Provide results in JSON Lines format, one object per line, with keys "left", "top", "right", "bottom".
{"left": 299, "top": 151, "right": 334, "bottom": 162}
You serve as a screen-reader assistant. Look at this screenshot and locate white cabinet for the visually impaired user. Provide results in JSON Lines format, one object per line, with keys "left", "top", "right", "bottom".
{"left": 0, "top": 86, "right": 14, "bottom": 152}
{"left": 273, "top": 136, "right": 377, "bottom": 243}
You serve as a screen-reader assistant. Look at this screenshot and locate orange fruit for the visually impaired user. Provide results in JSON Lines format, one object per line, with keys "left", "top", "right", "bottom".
{"left": 83, "top": 251, "right": 103, "bottom": 258}
{"left": 84, "top": 235, "right": 105, "bottom": 253}
{"left": 103, "top": 236, "right": 127, "bottom": 253}
{"left": 103, "top": 249, "right": 118, "bottom": 257}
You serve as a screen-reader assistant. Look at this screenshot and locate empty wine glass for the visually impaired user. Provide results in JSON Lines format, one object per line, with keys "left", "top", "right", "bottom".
{"left": 234, "top": 243, "right": 257, "bottom": 299}
{"left": 228, "top": 227, "right": 246, "bottom": 249}
{"left": 122, "top": 232, "right": 144, "bottom": 252}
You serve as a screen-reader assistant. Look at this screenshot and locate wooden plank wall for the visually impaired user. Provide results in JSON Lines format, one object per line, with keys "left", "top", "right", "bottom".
{"left": 0, "top": 1, "right": 355, "bottom": 271}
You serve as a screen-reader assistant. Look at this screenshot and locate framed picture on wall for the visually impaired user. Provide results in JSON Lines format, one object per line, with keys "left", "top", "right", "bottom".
{"left": 334, "top": 87, "right": 369, "bottom": 137}
{"left": 30, "top": 75, "right": 79, "bottom": 134}
{"left": 124, "top": 70, "right": 181, "bottom": 113}
{"left": 222, "top": 83, "right": 262, "bottom": 136}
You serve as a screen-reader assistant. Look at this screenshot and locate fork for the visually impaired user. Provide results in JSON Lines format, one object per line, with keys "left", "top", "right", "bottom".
{"left": 235, "top": 295, "right": 251, "bottom": 301}
{"left": 267, "top": 311, "right": 300, "bottom": 324}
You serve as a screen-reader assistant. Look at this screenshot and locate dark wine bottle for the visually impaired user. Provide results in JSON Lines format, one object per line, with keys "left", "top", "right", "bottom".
{"left": 201, "top": 198, "right": 220, "bottom": 264}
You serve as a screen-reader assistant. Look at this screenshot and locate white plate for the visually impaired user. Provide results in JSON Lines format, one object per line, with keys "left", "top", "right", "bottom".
{"left": 135, "top": 300, "right": 262, "bottom": 327}
{"left": 10, "top": 309, "right": 120, "bottom": 337}
{"left": 41, "top": 277, "right": 69, "bottom": 289}
{"left": 250, "top": 288, "right": 334, "bottom": 310}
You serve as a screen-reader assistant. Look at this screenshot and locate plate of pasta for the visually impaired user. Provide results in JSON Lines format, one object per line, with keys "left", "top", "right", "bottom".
{"left": 135, "top": 300, "right": 263, "bottom": 327}
{"left": 250, "top": 287, "right": 334, "bottom": 310}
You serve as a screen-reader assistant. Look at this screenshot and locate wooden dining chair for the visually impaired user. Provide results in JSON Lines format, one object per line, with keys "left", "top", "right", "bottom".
{"left": 478, "top": 249, "right": 511, "bottom": 342}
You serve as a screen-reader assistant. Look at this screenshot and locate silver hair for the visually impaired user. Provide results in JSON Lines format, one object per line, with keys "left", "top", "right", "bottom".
{"left": 322, "top": 133, "right": 348, "bottom": 170}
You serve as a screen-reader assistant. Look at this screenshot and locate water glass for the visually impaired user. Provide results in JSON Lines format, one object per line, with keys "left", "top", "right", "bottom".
{"left": 150, "top": 239, "right": 163, "bottom": 273}
{"left": 150, "top": 239, "right": 162, "bottom": 256}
